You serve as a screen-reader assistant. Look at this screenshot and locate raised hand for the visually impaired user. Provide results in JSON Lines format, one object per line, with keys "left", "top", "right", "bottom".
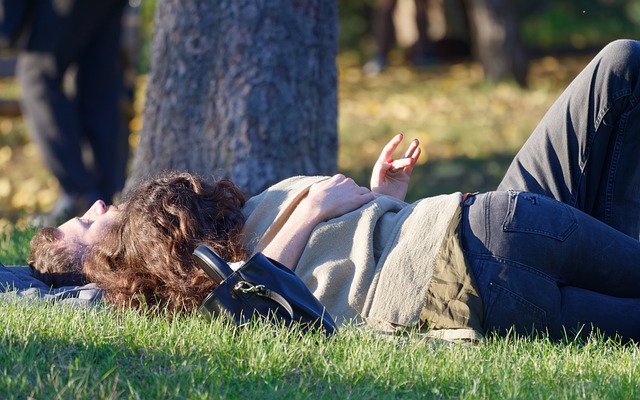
{"left": 370, "top": 133, "right": 422, "bottom": 201}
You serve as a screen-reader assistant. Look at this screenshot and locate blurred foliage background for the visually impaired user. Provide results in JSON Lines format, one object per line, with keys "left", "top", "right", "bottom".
{"left": 338, "top": 0, "right": 640, "bottom": 57}
{"left": 0, "top": 0, "right": 639, "bottom": 225}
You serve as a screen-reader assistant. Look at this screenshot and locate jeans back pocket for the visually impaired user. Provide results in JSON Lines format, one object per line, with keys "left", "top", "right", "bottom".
{"left": 503, "top": 191, "right": 577, "bottom": 241}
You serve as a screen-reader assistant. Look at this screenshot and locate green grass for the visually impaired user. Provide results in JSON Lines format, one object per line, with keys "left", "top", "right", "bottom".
{"left": 2, "top": 226, "right": 640, "bottom": 399}
{"left": 2, "top": 50, "right": 638, "bottom": 398}
{"left": 1, "top": 223, "right": 35, "bottom": 265}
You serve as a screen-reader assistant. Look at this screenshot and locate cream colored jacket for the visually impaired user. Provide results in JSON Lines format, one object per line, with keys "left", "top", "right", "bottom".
{"left": 242, "top": 176, "right": 477, "bottom": 331}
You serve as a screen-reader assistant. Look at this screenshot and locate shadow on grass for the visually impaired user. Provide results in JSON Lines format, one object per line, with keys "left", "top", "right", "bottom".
{"left": 1, "top": 330, "right": 311, "bottom": 398}
{"left": 0, "top": 328, "right": 435, "bottom": 398}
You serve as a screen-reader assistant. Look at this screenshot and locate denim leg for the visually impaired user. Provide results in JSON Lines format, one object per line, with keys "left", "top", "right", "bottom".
{"left": 462, "top": 191, "right": 640, "bottom": 340}
{"left": 560, "top": 287, "right": 640, "bottom": 341}
{"left": 499, "top": 40, "right": 640, "bottom": 239}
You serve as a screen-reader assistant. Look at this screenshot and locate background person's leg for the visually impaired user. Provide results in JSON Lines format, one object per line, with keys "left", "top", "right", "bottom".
{"left": 76, "top": 3, "right": 128, "bottom": 202}
{"left": 364, "top": 0, "right": 397, "bottom": 75}
{"left": 410, "top": 0, "right": 435, "bottom": 65}
{"left": 16, "top": 51, "right": 96, "bottom": 203}
{"left": 17, "top": 0, "right": 128, "bottom": 220}
{"left": 499, "top": 40, "right": 640, "bottom": 238}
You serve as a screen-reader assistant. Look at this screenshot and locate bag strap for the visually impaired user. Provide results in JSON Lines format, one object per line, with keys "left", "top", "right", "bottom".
{"left": 193, "top": 245, "right": 234, "bottom": 285}
{"left": 234, "top": 281, "right": 295, "bottom": 319}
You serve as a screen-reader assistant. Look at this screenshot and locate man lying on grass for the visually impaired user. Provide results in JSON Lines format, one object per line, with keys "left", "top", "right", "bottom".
{"left": 29, "top": 40, "right": 640, "bottom": 342}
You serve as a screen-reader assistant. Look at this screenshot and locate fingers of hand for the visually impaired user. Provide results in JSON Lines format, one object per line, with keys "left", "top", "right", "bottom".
{"left": 335, "top": 183, "right": 373, "bottom": 214}
{"left": 326, "top": 174, "right": 371, "bottom": 196}
{"left": 403, "top": 139, "right": 421, "bottom": 159}
{"left": 338, "top": 177, "right": 372, "bottom": 197}
{"left": 379, "top": 135, "right": 421, "bottom": 166}
{"left": 388, "top": 156, "right": 415, "bottom": 173}
{"left": 358, "top": 186, "right": 371, "bottom": 194}
{"left": 412, "top": 145, "right": 422, "bottom": 162}
{"left": 330, "top": 173, "right": 347, "bottom": 183}
{"left": 356, "top": 186, "right": 375, "bottom": 205}
{"left": 378, "top": 133, "right": 404, "bottom": 162}
{"left": 392, "top": 140, "right": 421, "bottom": 173}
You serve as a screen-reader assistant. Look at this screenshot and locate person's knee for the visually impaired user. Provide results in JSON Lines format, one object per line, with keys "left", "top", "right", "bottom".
{"left": 599, "top": 39, "right": 640, "bottom": 73}
{"left": 603, "top": 38, "right": 640, "bottom": 52}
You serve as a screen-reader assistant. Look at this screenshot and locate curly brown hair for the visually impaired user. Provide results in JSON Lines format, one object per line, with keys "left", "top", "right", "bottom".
{"left": 28, "top": 171, "right": 247, "bottom": 312}
{"left": 81, "top": 171, "right": 248, "bottom": 314}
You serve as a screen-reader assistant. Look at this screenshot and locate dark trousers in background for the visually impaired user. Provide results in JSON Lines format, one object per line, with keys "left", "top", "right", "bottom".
{"left": 16, "top": 0, "right": 129, "bottom": 216}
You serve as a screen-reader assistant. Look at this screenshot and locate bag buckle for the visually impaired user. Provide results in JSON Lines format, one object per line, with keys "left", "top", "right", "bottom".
{"left": 234, "top": 281, "right": 266, "bottom": 294}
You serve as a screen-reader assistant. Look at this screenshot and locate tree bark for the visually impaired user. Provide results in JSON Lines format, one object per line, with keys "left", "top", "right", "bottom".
{"left": 126, "top": 0, "right": 339, "bottom": 196}
{"left": 465, "top": 0, "right": 528, "bottom": 86}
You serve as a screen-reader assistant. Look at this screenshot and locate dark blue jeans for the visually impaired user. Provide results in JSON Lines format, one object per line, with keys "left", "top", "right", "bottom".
{"left": 461, "top": 40, "right": 640, "bottom": 341}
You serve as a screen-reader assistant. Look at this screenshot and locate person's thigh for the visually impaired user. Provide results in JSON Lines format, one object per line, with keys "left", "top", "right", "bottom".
{"left": 461, "top": 191, "right": 640, "bottom": 340}
{"left": 463, "top": 191, "right": 640, "bottom": 300}
{"left": 560, "top": 286, "right": 640, "bottom": 342}
{"left": 467, "top": 256, "right": 640, "bottom": 341}
{"left": 467, "top": 255, "right": 562, "bottom": 338}
{"left": 498, "top": 40, "right": 640, "bottom": 238}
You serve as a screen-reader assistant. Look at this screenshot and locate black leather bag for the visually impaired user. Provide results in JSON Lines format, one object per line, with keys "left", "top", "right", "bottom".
{"left": 194, "top": 244, "right": 337, "bottom": 336}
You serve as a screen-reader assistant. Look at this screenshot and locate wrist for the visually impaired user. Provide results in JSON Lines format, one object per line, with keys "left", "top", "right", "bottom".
{"left": 294, "top": 198, "right": 324, "bottom": 225}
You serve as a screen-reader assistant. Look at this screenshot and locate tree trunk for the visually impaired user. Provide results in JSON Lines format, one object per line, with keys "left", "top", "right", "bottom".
{"left": 126, "top": 0, "right": 339, "bottom": 196}
{"left": 465, "top": 0, "right": 528, "bottom": 86}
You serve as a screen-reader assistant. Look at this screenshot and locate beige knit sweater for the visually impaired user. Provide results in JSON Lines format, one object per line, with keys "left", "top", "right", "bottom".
{"left": 241, "top": 176, "right": 474, "bottom": 330}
